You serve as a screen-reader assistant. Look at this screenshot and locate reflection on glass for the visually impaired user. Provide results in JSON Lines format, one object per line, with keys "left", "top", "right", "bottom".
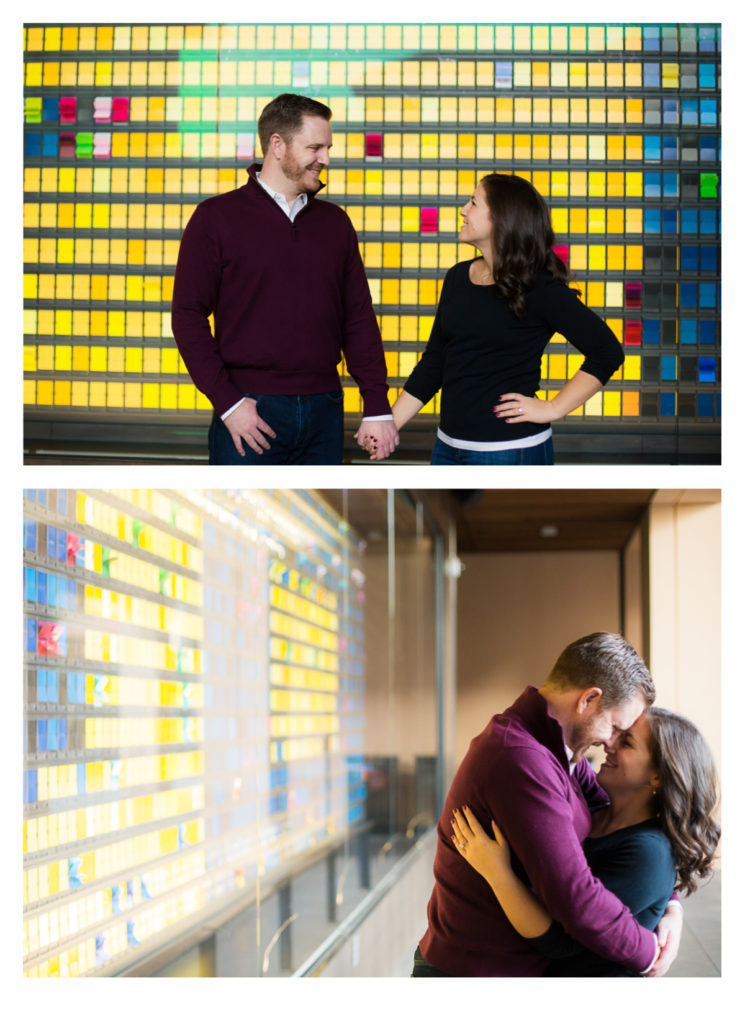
{"left": 22, "top": 488, "right": 441, "bottom": 976}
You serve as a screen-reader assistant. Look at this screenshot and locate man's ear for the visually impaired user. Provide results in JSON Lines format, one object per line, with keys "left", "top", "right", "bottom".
{"left": 268, "top": 132, "right": 286, "bottom": 161}
{"left": 575, "top": 686, "right": 603, "bottom": 715}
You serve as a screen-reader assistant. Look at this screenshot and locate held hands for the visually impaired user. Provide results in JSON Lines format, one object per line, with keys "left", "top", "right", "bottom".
{"left": 223, "top": 398, "right": 276, "bottom": 456}
{"left": 451, "top": 807, "right": 513, "bottom": 889}
{"left": 493, "top": 393, "right": 557, "bottom": 425}
{"left": 353, "top": 419, "right": 400, "bottom": 461}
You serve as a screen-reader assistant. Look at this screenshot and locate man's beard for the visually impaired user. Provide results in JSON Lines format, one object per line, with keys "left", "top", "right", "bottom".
{"left": 281, "top": 155, "right": 324, "bottom": 195}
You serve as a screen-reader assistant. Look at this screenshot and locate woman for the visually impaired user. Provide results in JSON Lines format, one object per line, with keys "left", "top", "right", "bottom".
{"left": 388, "top": 173, "right": 624, "bottom": 465}
{"left": 451, "top": 708, "right": 720, "bottom": 975}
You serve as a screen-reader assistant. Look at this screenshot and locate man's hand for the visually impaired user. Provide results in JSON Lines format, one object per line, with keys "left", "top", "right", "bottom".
{"left": 354, "top": 419, "right": 399, "bottom": 461}
{"left": 646, "top": 900, "right": 683, "bottom": 977}
{"left": 223, "top": 398, "right": 276, "bottom": 456}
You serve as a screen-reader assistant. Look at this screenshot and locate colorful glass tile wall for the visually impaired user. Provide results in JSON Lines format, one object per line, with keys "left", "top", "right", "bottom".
{"left": 23, "top": 24, "right": 720, "bottom": 448}
{"left": 23, "top": 487, "right": 366, "bottom": 976}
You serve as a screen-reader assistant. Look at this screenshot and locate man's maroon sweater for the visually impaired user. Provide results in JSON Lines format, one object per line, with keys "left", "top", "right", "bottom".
{"left": 419, "top": 687, "right": 658, "bottom": 976}
{"left": 171, "top": 165, "right": 391, "bottom": 418}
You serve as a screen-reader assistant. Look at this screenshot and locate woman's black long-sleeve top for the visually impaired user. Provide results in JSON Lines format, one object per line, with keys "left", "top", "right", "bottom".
{"left": 403, "top": 260, "right": 625, "bottom": 443}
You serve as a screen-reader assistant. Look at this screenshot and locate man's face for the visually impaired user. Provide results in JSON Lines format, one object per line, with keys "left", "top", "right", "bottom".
{"left": 279, "top": 115, "right": 332, "bottom": 195}
{"left": 567, "top": 691, "right": 647, "bottom": 762}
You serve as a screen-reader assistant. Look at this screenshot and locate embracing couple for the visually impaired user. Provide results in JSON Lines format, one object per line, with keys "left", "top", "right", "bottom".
{"left": 172, "top": 94, "right": 625, "bottom": 466}
{"left": 413, "top": 633, "right": 719, "bottom": 977}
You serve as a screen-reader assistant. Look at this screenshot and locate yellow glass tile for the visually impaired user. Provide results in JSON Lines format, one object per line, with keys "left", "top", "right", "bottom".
{"left": 569, "top": 208, "right": 586, "bottom": 234}
{"left": 621, "top": 392, "right": 639, "bottom": 417}
{"left": 626, "top": 246, "right": 643, "bottom": 271}
{"left": 586, "top": 282, "right": 604, "bottom": 307}
{"left": 588, "top": 246, "right": 606, "bottom": 271}
{"left": 584, "top": 392, "right": 602, "bottom": 416}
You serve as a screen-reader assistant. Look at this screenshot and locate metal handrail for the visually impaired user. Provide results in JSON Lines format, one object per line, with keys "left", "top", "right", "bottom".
{"left": 291, "top": 827, "right": 435, "bottom": 977}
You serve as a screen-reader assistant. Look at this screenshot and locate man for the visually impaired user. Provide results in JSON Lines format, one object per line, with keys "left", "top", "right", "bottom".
{"left": 171, "top": 93, "right": 398, "bottom": 464}
{"left": 414, "top": 633, "right": 683, "bottom": 976}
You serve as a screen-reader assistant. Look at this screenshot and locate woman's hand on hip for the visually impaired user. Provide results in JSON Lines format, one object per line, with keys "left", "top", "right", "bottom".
{"left": 494, "top": 393, "right": 556, "bottom": 425}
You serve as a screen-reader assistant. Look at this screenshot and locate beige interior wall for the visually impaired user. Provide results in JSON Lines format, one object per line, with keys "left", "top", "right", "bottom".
{"left": 455, "top": 550, "right": 621, "bottom": 761}
{"left": 622, "top": 521, "right": 647, "bottom": 660}
{"left": 646, "top": 490, "right": 721, "bottom": 774}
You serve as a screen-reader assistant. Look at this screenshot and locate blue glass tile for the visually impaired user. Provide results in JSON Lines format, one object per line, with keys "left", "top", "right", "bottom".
{"left": 47, "top": 573, "right": 57, "bottom": 607}
{"left": 700, "top": 99, "right": 718, "bottom": 125}
{"left": 25, "top": 567, "right": 37, "bottom": 602}
{"left": 25, "top": 134, "right": 41, "bottom": 157}
{"left": 77, "top": 763, "right": 86, "bottom": 793}
{"left": 701, "top": 246, "right": 717, "bottom": 271}
{"left": 680, "top": 283, "right": 697, "bottom": 308}
{"left": 700, "top": 321, "right": 716, "bottom": 345}
{"left": 643, "top": 63, "right": 660, "bottom": 86}
{"left": 643, "top": 26, "right": 660, "bottom": 50}
{"left": 58, "top": 491, "right": 67, "bottom": 514}
{"left": 662, "top": 209, "right": 678, "bottom": 233}
{"left": 495, "top": 61, "right": 512, "bottom": 88}
{"left": 37, "top": 719, "right": 48, "bottom": 751}
{"left": 699, "top": 357, "right": 716, "bottom": 382}
{"left": 27, "top": 769, "right": 38, "bottom": 804}
{"left": 681, "top": 246, "right": 698, "bottom": 271}
{"left": 663, "top": 99, "right": 679, "bottom": 124}
{"left": 644, "top": 172, "right": 661, "bottom": 198}
{"left": 681, "top": 209, "right": 697, "bottom": 233}
{"left": 42, "top": 97, "right": 59, "bottom": 121}
{"left": 700, "top": 210, "right": 718, "bottom": 234}
{"left": 699, "top": 63, "right": 717, "bottom": 88}
{"left": 41, "top": 133, "right": 58, "bottom": 157}
{"left": 699, "top": 27, "right": 717, "bottom": 52}
{"left": 25, "top": 518, "right": 37, "bottom": 552}
{"left": 661, "top": 356, "right": 677, "bottom": 380}
{"left": 26, "top": 617, "right": 37, "bottom": 654}
{"left": 662, "top": 136, "right": 678, "bottom": 159}
{"left": 700, "top": 138, "right": 718, "bottom": 161}
{"left": 681, "top": 99, "right": 699, "bottom": 124}
{"left": 37, "top": 572, "right": 47, "bottom": 605}
{"left": 644, "top": 136, "right": 661, "bottom": 161}
{"left": 644, "top": 320, "right": 661, "bottom": 344}
{"left": 680, "top": 320, "right": 697, "bottom": 344}
{"left": 698, "top": 394, "right": 714, "bottom": 416}
{"left": 663, "top": 173, "right": 678, "bottom": 197}
{"left": 699, "top": 283, "right": 717, "bottom": 308}
{"left": 644, "top": 209, "right": 661, "bottom": 232}
{"left": 660, "top": 393, "right": 676, "bottom": 416}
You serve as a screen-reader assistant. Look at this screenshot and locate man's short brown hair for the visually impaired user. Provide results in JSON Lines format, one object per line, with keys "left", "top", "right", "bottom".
{"left": 258, "top": 93, "right": 332, "bottom": 155}
{"left": 547, "top": 632, "right": 655, "bottom": 708}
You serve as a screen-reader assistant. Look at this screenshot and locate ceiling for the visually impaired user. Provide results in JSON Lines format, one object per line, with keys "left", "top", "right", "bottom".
{"left": 320, "top": 489, "right": 656, "bottom": 554}
{"left": 449, "top": 489, "right": 655, "bottom": 553}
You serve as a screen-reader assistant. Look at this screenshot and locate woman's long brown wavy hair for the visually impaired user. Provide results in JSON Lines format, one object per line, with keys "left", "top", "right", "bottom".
{"left": 646, "top": 708, "right": 720, "bottom": 896}
{"left": 479, "top": 172, "right": 576, "bottom": 319}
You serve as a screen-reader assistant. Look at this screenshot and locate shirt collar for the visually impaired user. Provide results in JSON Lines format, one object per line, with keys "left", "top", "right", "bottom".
{"left": 255, "top": 170, "right": 308, "bottom": 218}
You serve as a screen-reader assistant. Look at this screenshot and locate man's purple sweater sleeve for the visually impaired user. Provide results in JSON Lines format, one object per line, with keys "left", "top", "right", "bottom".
{"left": 492, "top": 746, "right": 657, "bottom": 973}
{"left": 171, "top": 204, "right": 246, "bottom": 416}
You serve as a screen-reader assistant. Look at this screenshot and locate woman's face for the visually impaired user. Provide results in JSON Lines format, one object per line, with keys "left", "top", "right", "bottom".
{"left": 459, "top": 182, "right": 493, "bottom": 250}
{"left": 597, "top": 712, "right": 660, "bottom": 796}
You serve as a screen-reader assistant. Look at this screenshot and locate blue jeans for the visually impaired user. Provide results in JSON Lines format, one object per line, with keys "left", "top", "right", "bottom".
{"left": 208, "top": 391, "right": 344, "bottom": 465}
{"left": 430, "top": 435, "right": 554, "bottom": 465}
